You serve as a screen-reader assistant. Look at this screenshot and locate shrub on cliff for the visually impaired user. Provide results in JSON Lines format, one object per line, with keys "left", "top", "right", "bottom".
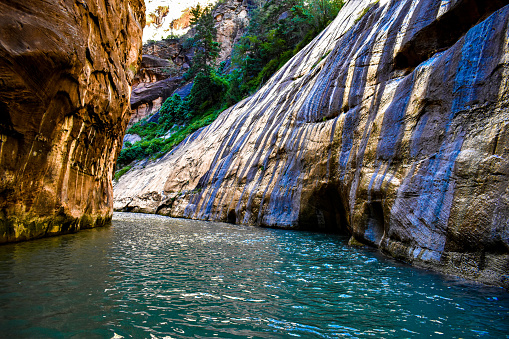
{"left": 159, "top": 94, "right": 189, "bottom": 128}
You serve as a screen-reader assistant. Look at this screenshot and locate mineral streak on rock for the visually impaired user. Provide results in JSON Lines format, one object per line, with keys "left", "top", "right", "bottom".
{"left": 0, "top": 0, "right": 145, "bottom": 242}
{"left": 115, "top": 0, "right": 509, "bottom": 288}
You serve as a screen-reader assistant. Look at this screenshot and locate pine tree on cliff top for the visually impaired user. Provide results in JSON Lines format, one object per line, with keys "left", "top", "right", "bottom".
{"left": 186, "top": 4, "right": 220, "bottom": 79}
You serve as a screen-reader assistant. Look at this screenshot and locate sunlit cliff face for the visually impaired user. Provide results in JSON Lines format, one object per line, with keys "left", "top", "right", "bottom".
{"left": 143, "top": 0, "right": 216, "bottom": 42}
{"left": 0, "top": 0, "right": 145, "bottom": 242}
{"left": 115, "top": 0, "right": 509, "bottom": 288}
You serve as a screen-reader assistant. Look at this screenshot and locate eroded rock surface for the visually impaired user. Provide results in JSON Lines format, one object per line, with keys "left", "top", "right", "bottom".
{"left": 143, "top": 0, "right": 215, "bottom": 42}
{"left": 128, "top": 1, "right": 249, "bottom": 126}
{"left": 115, "top": 0, "right": 509, "bottom": 288}
{"left": 0, "top": 0, "right": 145, "bottom": 242}
{"left": 129, "top": 40, "right": 189, "bottom": 126}
{"left": 213, "top": 0, "right": 249, "bottom": 64}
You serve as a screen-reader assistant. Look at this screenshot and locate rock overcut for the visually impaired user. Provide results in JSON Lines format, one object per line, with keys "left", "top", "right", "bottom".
{"left": 129, "top": 40, "right": 187, "bottom": 127}
{"left": 115, "top": 0, "right": 509, "bottom": 288}
{"left": 0, "top": 0, "right": 145, "bottom": 242}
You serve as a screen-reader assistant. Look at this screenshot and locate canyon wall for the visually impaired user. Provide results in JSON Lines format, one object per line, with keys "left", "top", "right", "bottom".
{"left": 129, "top": 40, "right": 187, "bottom": 127}
{"left": 213, "top": 0, "right": 250, "bottom": 64}
{"left": 0, "top": 0, "right": 145, "bottom": 242}
{"left": 115, "top": 0, "right": 509, "bottom": 288}
{"left": 143, "top": 0, "right": 215, "bottom": 42}
{"left": 129, "top": 0, "right": 249, "bottom": 127}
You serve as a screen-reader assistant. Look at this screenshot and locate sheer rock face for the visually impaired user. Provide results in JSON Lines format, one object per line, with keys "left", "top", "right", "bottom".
{"left": 0, "top": 0, "right": 145, "bottom": 242}
{"left": 129, "top": 40, "right": 189, "bottom": 127}
{"left": 115, "top": 0, "right": 509, "bottom": 288}
{"left": 142, "top": 39, "right": 188, "bottom": 65}
{"left": 213, "top": 0, "right": 249, "bottom": 64}
{"left": 130, "top": 71, "right": 183, "bottom": 127}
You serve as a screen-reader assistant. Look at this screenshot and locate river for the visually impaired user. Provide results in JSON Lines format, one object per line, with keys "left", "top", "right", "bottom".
{"left": 0, "top": 212, "right": 507, "bottom": 338}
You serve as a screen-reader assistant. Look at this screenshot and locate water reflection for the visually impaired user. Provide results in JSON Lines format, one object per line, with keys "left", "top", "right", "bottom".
{"left": 0, "top": 212, "right": 507, "bottom": 338}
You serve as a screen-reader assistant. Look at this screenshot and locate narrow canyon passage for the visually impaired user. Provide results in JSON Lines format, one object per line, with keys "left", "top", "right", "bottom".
{"left": 0, "top": 3, "right": 508, "bottom": 338}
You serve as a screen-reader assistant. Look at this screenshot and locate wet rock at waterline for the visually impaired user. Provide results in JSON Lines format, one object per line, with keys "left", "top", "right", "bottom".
{"left": 0, "top": 0, "right": 145, "bottom": 242}
{"left": 115, "top": 0, "right": 509, "bottom": 288}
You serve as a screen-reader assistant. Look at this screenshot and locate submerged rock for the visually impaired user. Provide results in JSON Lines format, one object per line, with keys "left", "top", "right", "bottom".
{"left": 0, "top": 0, "right": 145, "bottom": 242}
{"left": 115, "top": 0, "right": 509, "bottom": 288}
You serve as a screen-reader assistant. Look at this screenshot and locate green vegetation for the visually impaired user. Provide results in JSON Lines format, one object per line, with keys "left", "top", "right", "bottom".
{"left": 114, "top": 165, "right": 132, "bottom": 181}
{"left": 116, "top": 0, "right": 344, "bottom": 174}
{"left": 165, "top": 33, "right": 183, "bottom": 39}
{"left": 185, "top": 4, "right": 221, "bottom": 79}
{"left": 232, "top": 0, "right": 344, "bottom": 96}
{"left": 160, "top": 59, "right": 181, "bottom": 76}
{"left": 117, "top": 109, "right": 219, "bottom": 168}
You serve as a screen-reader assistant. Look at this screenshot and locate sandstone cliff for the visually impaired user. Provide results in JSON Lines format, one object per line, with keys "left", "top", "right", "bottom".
{"left": 129, "top": 40, "right": 187, "bottom": 127}
{"left": 115, "top": 0, "right": 509, "bottom": 288}
{"left": 213, "top": 0, "right": 250, "bottom": 64}
{"left": 143, "top": 0, "right": 215, "bottom": 42}
{"left": 129, "top": 0, "right": 249, "bottom": 127}
{"left": 0, "top": 0, "right": 145, "bottom": 242}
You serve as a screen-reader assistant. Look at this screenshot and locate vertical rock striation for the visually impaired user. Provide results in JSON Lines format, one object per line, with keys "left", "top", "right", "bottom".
{"left": 115, "top": 0, "right": 509, "bottom": 288}
{"left": 0, "top": 0, "right": 145, "bottom": 242}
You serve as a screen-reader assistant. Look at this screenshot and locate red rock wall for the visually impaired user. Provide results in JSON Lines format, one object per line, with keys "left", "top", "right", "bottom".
{"left": 0, "top": 0, "right": 145, "bottom": 242}
{"left": 128, "top": 0, "right": 249, "bottom": 127}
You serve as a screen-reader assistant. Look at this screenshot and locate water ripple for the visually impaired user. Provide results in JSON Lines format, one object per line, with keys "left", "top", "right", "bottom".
{"left": 0, "top": 212, "right": 507, "bottom": 338}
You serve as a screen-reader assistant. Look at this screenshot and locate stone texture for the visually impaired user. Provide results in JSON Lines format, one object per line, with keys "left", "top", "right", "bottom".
{"left": 115, "top": 0, "right": 509, "bottom": 288}
{"left": 128, "top": 1, "right": 249, "bottom": 127}
{"left": 0, "top": 0, "right": 145, "bottom": 242}
{"left": 142, "top": 39, "right": 189, "bottom": 67}
{"left": 123, "top": 134, "right": 142, "bottom": 148}
{"left": 130, "top": 75, "right": 183, "bottom": 126}
{"left": 212, "top": 0, "right": 249, "bottom": 64}
{"left": 128, "top": 40, "right": 190, "bottom": 127}
{"left": 142, "top": 0, "right": 216, "bottom": 42}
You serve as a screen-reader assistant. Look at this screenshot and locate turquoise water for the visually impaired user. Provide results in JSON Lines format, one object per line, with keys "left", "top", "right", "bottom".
{"left": 0, "top": 213, "right": 507, "bottom": 338}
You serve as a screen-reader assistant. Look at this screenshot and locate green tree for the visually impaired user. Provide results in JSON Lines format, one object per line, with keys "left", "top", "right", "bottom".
{"left": 231, "top": 0, "right": 344, "bottom": 96}
{"left": 116, "top": 0, "right": 346, "bottom": 172}
{"left": 159, "top": 94, "right": 189, "bottom": 128}
{"left": 186, "top": 4, "right": 221, "bottom": 79}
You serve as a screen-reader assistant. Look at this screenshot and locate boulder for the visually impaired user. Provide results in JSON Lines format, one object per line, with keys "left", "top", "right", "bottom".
{"left": 123, "top": 134, "right": 142, "bottom": 148}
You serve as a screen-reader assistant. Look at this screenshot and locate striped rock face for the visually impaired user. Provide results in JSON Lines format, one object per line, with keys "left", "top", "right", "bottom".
{"left": 0, "top": 0, "right": 145, "bottom": 242}
{"left": 114, "top": 0, "right": 509, "bottom": 288}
